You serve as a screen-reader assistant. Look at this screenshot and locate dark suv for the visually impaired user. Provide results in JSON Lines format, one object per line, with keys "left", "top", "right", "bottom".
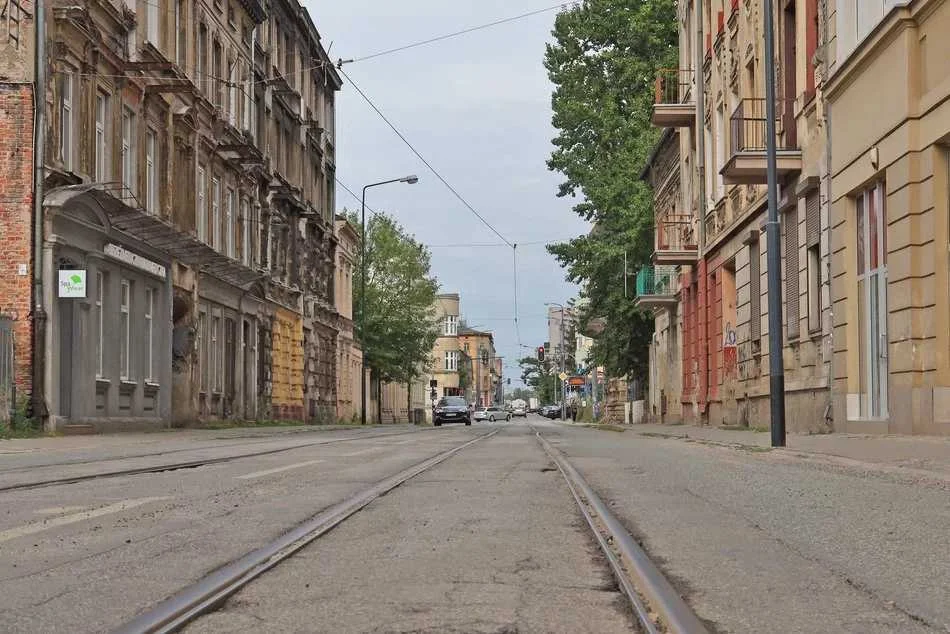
{"left": 434, "top": 396, "right": 471, "bottom": 426}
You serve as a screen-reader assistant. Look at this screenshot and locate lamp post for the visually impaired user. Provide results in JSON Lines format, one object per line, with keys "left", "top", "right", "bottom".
{"left": 546, "top": 302, "right": 567, "bottom": 421}
{"left": 360, "top": 175, "right": 419, "bottom": 425}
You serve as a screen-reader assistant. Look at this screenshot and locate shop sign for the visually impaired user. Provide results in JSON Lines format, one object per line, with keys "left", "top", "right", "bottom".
{"left": 104, "top": 243, "right": 166, "bottom": 279}
{"left": 58, "top": 270, "right": 87, "bottom": 298}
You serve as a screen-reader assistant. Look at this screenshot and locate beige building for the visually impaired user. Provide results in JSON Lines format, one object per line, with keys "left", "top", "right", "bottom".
{"left": 428, "top": 293, "right": 461, "bottom": 400}
{"left": 334, "top": 216, "right": 362, "bottom": 422}
{"left": 459, "top": 328, "right": 497, "bottom": 407}
{"left": 641, "top": 0, "right": 833, "bottom": 432}
{"left": 826, "top": 0, "right": 950, "bottom": 435}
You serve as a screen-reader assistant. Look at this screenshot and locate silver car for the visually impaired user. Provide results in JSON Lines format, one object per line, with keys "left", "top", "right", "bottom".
{"left": 473, "top": 405, "right": 510, "bottom": 422}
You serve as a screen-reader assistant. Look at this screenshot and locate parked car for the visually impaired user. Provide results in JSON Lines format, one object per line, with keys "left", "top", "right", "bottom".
{"left": 473, "top": 405, "right": 510, "bottom": 422}
{"left": 433, "top": 396, "right": 472, "bottom": 426}
{"left": 541, "top": 405, "right": 562, "bottom": 419}
{"left": 512, "top": 404, "right": 527, "bottom": 417}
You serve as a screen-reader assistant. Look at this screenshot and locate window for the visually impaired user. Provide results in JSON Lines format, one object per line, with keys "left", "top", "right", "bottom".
{"left": 856, "top": 182, "right": 888, "bottom": 418}
{"left": 225, "top": 188, "right": 235, "bottom": 257}
{"left": 120, "top": 279, "right": 131, "bottom": 380}
{"left": 199, "top": 311, "right": 209, "bottom": 391}
{"left": 806, "top": 192, "right": 822, "bottom": 333}
{"left": 749, "top": 239, "right": 762, "bottom": 352}
{"left": 785, "top": 207, "right": 800, "bottom": 339}
{"left": 444, "top": 351, "right": 459, "bottom": 371}
{"left": 443, "top": 315, "right": 458, "bottom": 336}
{"left": 145, "top": 128, "right": 157, "bottom": 213}
{"left": 96, "top": 272, "right": 106, "bottom": 377}
{"left": 197, "top": 166, "right": 207, "bottom": 242}
{"left": 252, "top": 204, "right": 261, "bottom": 266}
{"left": 715, "top": 103, "right": 726, "bottom": 200}
{"left": 241, "top": 198, "right": 250, "bottom": 265}
{"left": 197, "top": 23, "right": 207, "bottom": 93}
{"left": 242, "top": 65, "right": 252, "bottom": 130}
{"left": 59, "top": 72, "right": 73, "bottom": 170}
{"left": 146, "top": 0, "right": 159, "bottom": 44}
{"left": 211, "top": 315, "right": 221, "bottom": 391}
{"left": 144, "top": 288, "right": 155, "bottom": 381}
{"left": 95, "top": 93, "right": 110, "bottom": 181}
{"left": 176, "top": 0, "right": 186, "bottom": 67}
{"left": 211, "top": 177, "right": 220, "bottom": 249}
{"left": 212, "top": 40, "right": 222, "bottom": 108}
{"left": 122, "top": 109, "right": 135, "bottom": 195}
{"left": 227, "top": 59, "right": 237, "bottom": 125}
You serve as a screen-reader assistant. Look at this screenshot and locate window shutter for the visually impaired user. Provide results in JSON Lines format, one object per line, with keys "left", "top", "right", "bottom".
{"left": 749, "top": 241, "right": 761, "bottom": 345}
{"left": 785, "top": 209, "right": 800, "bottom": 339}
{"left": 806, "top": 191, "right": 820, "bottom": 248}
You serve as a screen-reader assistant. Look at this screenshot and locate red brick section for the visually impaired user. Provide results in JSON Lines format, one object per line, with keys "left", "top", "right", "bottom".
{"left": 0, "top": 84, "right": 35, "bottom": 399}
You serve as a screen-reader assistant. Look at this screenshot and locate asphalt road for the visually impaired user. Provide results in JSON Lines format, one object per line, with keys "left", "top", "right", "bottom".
{"left": 0, "top": 417, "right": 947, "bottom": 633}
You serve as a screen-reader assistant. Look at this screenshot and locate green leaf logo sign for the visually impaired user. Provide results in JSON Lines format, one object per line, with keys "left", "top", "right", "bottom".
{"left": 70, "top": 274, "right": 83, "bottom": 285}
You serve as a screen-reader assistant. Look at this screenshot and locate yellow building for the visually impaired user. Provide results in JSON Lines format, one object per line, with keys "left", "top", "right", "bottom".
{"left": 826, "top": 0, "right": 950, "bottom": 435}
{"left": 334, "top": 217, "right": 363, "bottom": 422}
{"left": 428, "top": 294, "right": 462, "bottom": 400}
{"left": 459, "top": 328, "right": 497, "bottom": 407}
{"left": 271, "top": 308, "right": 304, "bottom": 420}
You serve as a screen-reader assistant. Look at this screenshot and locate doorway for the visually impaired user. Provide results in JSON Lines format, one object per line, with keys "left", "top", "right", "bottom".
{"left": 856, "top": 182, "right": 888, "bottom": 418}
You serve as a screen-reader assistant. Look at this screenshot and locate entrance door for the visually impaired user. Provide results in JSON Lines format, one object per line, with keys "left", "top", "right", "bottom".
{"left": 243, "top": 320, "right": 254, "bottom": 418}
{"left": 856, "top": 183, "right": 888, "bottom": 418}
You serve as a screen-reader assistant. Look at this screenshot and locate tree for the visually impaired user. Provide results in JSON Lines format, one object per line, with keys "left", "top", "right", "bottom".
{"left": 349, "top": 212, "right": 441, "bottom": 404}
{"left": 543, "top": 0, "right": 677, "bottom": 382}
{"left": 518, "top": 356, "right": 557, "bottom": 404}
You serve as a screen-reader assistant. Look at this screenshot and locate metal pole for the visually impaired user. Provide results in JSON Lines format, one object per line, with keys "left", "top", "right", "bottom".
{"left": 763, "top": 0, "right": 786, "bottom": 447}
{"left": 360, "top": 186, "right": 367, "bottom": 425}
{"left": 32, "top": 0, "right": 48, "bottom": 425}
{"left": 559, "top": 309, "right": 565, "bottom": 421}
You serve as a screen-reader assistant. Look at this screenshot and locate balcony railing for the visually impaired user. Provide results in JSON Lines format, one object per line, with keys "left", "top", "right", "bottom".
{"left": 633, "top": 266, "right": 679, "bottom": 310}
{"left": 652, "top": 69, "right": 694, "bottom": 128}
{"left": 723, "top": 98, "right": 802, "bottom": 184}
{"left": 654, "top": 213, "right": 698, "bottom": 265}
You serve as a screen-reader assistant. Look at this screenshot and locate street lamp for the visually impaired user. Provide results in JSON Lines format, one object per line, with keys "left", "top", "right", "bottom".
{"left": 545, "top": 302, "right": 567, "bottom": 421}
{"left": 360, "top": 175, "right": 419, "bottom": 425}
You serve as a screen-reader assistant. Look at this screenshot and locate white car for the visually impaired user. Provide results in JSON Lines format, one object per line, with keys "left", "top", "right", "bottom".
{"left": 473, "top": 406, "right": 511, "bottom": 422}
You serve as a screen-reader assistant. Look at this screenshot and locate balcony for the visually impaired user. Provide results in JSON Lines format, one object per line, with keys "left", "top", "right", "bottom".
{"left": 633, "top": 266, "right": 679, "bottom": 311}
{"left": 652, "top": 69, "right": 695, "bottom": 128}
{"left": 722, "top": 98, "right": 802, "bottom": 185}
{"left": 654, "top": 212, "right": 698, "bottom": 266}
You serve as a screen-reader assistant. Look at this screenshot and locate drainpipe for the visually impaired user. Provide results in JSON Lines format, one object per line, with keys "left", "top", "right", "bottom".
{"left": 821, "top": 0, "right": 834, "bottom": 427}
{"left": 695, "top": 0, "right": 709, "bottom": 422}
{"left": 31, "top": 0, "right": 48, "bottom": 425}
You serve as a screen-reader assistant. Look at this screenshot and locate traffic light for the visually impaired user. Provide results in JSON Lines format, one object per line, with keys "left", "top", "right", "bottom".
{"left": 507, "top": 378, "right": 511, "bottom": 385}
{"left": 537, "top": 346, "right": 545, "bottom": 362}
{"left": 429, "top": 379, "right": 438, "bottom": 388}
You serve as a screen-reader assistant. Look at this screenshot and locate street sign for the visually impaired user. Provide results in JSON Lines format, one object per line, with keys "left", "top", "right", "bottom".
{"left": 558, "top": 372, "right": 568, "bottom": 381}
{"left": 567, "top": 376, "right": 586, "bottom": 387}
{"left": 58, "top": 270, "right": 86, "bottom": 298}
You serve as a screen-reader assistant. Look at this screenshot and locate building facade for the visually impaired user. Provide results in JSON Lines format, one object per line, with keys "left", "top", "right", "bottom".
{"left": 428, "top": 293, "right": 461, "bottom": 399}
{"left": 826, "top": 0, "right": 950, "bottom": 435}
{"left": 0, "top": 0, "right": 341, "bottom": 431}
{"left": 641, "top": 0, "right": 833, "bottom": 432}
{"left": 459, "top": 328, "right": 497, "bottom": 407}
{"left": 334, "top": 216, "right": 361, "bottom": 422}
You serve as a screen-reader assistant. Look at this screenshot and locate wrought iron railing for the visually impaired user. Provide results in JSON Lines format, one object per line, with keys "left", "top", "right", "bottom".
{"left": 635, "top": 266, "right": 677, "bottom": 297}
{"left": 654, "top": 68, "right": 694, "bottom": 105}
{"left": 730, "top": 98, "right": 798, "bottom": 152}
{"left": 655, "top": 213, "right": 697, "bottom": 252}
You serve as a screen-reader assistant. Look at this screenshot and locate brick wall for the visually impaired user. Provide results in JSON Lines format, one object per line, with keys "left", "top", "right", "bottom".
{"left": 0, "top": 83, "right": 34, "bottom": 399}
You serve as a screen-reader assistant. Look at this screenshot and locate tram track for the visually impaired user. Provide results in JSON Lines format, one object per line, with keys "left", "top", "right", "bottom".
{"left": 0, "top": 427, "right": 448, "bottom": 493}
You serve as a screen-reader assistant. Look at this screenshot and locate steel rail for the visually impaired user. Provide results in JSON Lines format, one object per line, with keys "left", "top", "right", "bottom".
{"left": 113, "top": 430, "right": 499, "bottom": 634}
{"left": 533, "top": 428, "right": 709, "bottom": 634}
{"left": 0, "top": 428, "right": 449, "bottom": 493}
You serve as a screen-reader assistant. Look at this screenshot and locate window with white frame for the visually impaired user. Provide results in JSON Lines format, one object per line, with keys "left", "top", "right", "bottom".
{"left": 96, "top": 271, "right": 106, "bottom": 377}
{"left": 146, "top": 0, "right": 159, "bottom": 44}
{"left": 120, "top": 279, "right": 132, "bottom": 380}
{"left": 715, "top": 102, "right": 726, "bottom": 200}
{"left": 199, "top": 311, "right": 209, "bottom": 391}
{"left": 443, "top": 314, "right": 458, "bottom": 336}
{"left": 175, "top": 0, "right": 185, "bottom": 66}
{"left": 59, "top": 72, "right": 74, "bottom": 170}
{"left": 228, "top": 59, "right": 237, "bottom": 125}
{"left": 122, "top": 109, "right": 136, "bottom": 195}
{"left": 444, "top": 350, "right": 459, "bottom": 371}
{"left": 252, "top": 204, "right": 261, "bottom": 266}
{"left": 95, "top": 92, "right": 110, "bottom": 182}
{"left": 146, "top": 128, "right": 157, "bottom": 213}
{"left": 144, "top": 288, "right": 155, "bottom": 381}
{"left": 241, "top": 198, "right": 250, "bottom": 265}
{"left": 226, "top": 188, "right": 235, "bottom": 257}
{"left": 211, "top": 177, "right": 221, "bottom": 249}
{"left": 197, "top": 166, "right": 207, "bottom": 242}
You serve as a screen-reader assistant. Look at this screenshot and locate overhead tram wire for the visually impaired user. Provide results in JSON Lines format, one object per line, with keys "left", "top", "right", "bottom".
{"left": 338, "top": 3, "right": 572, "bottom": 65}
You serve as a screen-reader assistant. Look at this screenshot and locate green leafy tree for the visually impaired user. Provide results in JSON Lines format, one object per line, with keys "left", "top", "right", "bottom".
{"left": 544, "top": 0, "right": 677, "bottom": 381}
{"left": 518, "top": 356, "right": 557, "bottom": 404}
{"left": 349, "top": 212, "right": 441, "bottom": 396}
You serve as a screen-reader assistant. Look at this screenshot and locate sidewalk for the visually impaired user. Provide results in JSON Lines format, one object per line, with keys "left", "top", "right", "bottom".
{"left": 565, "top": 420, "right": 950, "bottom": 481}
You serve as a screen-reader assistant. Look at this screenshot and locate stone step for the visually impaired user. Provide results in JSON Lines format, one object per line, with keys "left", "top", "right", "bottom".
{"left": 61, "top": 424, "right": 96, "bottom": 436}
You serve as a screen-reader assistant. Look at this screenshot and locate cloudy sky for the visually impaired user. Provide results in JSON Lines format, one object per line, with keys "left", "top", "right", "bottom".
{"left": 307, "top": 1, "right": 590, "bottom": 382}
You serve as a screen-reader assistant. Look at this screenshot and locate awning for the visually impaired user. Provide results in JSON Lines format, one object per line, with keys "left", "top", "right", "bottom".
{"left": 45, "top": 185, "right": 267, "bottom": 291}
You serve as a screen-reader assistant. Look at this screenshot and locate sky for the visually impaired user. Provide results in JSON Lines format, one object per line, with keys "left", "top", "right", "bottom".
{"left": 307, "top": 0, "right": 591, "bottom": 383}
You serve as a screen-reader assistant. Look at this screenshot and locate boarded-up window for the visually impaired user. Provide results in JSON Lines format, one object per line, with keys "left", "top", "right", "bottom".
{"left": 785, "top": 208, "right": 800, "bottom": 340}
{"left": 750, "top": 240, "right": 761, "bottom": 351}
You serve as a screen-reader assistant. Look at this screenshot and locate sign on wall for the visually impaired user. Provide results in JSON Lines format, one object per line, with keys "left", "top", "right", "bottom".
{"left": 104, "top": 243, "right": 167, "bottom": 279}
{"left": 58, "top": 270, "right": 87, "bottom": 298}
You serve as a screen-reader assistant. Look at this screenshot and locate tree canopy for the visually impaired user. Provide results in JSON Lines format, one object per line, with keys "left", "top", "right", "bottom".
{"left": 544, "top": 0, "right": 677, "bottom": 381}
{"left": 349, "top": 211, "right": 440, "bottom": 386}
